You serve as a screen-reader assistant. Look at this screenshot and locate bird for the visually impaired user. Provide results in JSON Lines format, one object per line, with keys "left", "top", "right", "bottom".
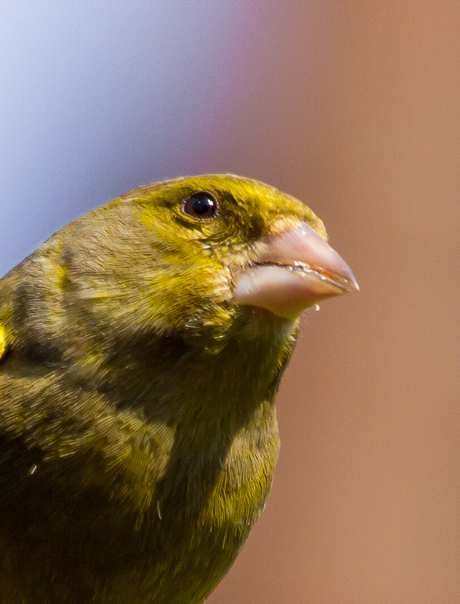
{"left": 0, "top": 174, "right": 358, "bottom": 603}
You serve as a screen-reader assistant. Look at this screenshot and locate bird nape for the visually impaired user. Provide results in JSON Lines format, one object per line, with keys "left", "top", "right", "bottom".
{"left": 0, "top": 174, "right": 358, "bottom": 604}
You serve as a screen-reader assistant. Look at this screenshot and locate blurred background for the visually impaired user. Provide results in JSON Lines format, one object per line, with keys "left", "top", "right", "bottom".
{"left": 1, "top": 1, "right": 459, "bottom": 602}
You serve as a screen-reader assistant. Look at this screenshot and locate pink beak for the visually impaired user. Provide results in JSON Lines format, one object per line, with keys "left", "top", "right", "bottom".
{"left": 234, "top": 223, "right": 359, "bottom": 320}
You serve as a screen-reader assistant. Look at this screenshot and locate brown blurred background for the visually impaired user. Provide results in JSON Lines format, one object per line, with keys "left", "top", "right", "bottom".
{"left": 2, "top": 1, "right": 460, "bottom": 603}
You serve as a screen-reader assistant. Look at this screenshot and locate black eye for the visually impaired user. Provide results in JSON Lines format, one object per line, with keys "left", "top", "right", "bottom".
{"left": 182, "top": 191, "right": 218, "bottom": 220}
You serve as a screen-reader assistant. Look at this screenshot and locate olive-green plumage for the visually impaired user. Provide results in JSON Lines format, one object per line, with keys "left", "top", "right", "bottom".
{"left": 0, "top": 175, "right": 329, "bottom": 603}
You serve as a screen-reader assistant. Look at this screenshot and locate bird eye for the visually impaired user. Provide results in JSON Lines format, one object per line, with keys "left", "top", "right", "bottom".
{"left": 182, "top": 191, "right": 218, "bottom": 220}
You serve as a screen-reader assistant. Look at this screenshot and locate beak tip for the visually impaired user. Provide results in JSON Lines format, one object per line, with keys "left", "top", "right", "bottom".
{"left": 348, "top": 272, "right": 360, "bottom": 292}
{"left": 329, "top": 254, "right": 359, "bottom": 294}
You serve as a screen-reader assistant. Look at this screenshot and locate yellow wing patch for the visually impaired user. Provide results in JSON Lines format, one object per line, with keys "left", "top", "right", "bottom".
{"left": 0, "top": 323, "right": 7, "bottom": 361}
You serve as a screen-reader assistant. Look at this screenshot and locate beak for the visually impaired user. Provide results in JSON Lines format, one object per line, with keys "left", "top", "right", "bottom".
{"left": 233, "top": 222, "right": 359, "bottom": 320}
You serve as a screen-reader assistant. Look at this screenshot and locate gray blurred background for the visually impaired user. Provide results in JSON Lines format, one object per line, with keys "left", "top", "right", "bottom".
{"left": 2, "top": 1, "right": 460, "bottom": 603}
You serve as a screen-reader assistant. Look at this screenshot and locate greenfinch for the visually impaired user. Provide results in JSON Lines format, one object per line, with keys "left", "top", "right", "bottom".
{"left": 0, "top": 175, "right": 358, "bottom": 603}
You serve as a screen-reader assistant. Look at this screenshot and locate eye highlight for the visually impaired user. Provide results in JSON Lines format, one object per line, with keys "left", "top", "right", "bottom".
{"left": 182, "top": 191, "right": 218, "bottom": 220}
